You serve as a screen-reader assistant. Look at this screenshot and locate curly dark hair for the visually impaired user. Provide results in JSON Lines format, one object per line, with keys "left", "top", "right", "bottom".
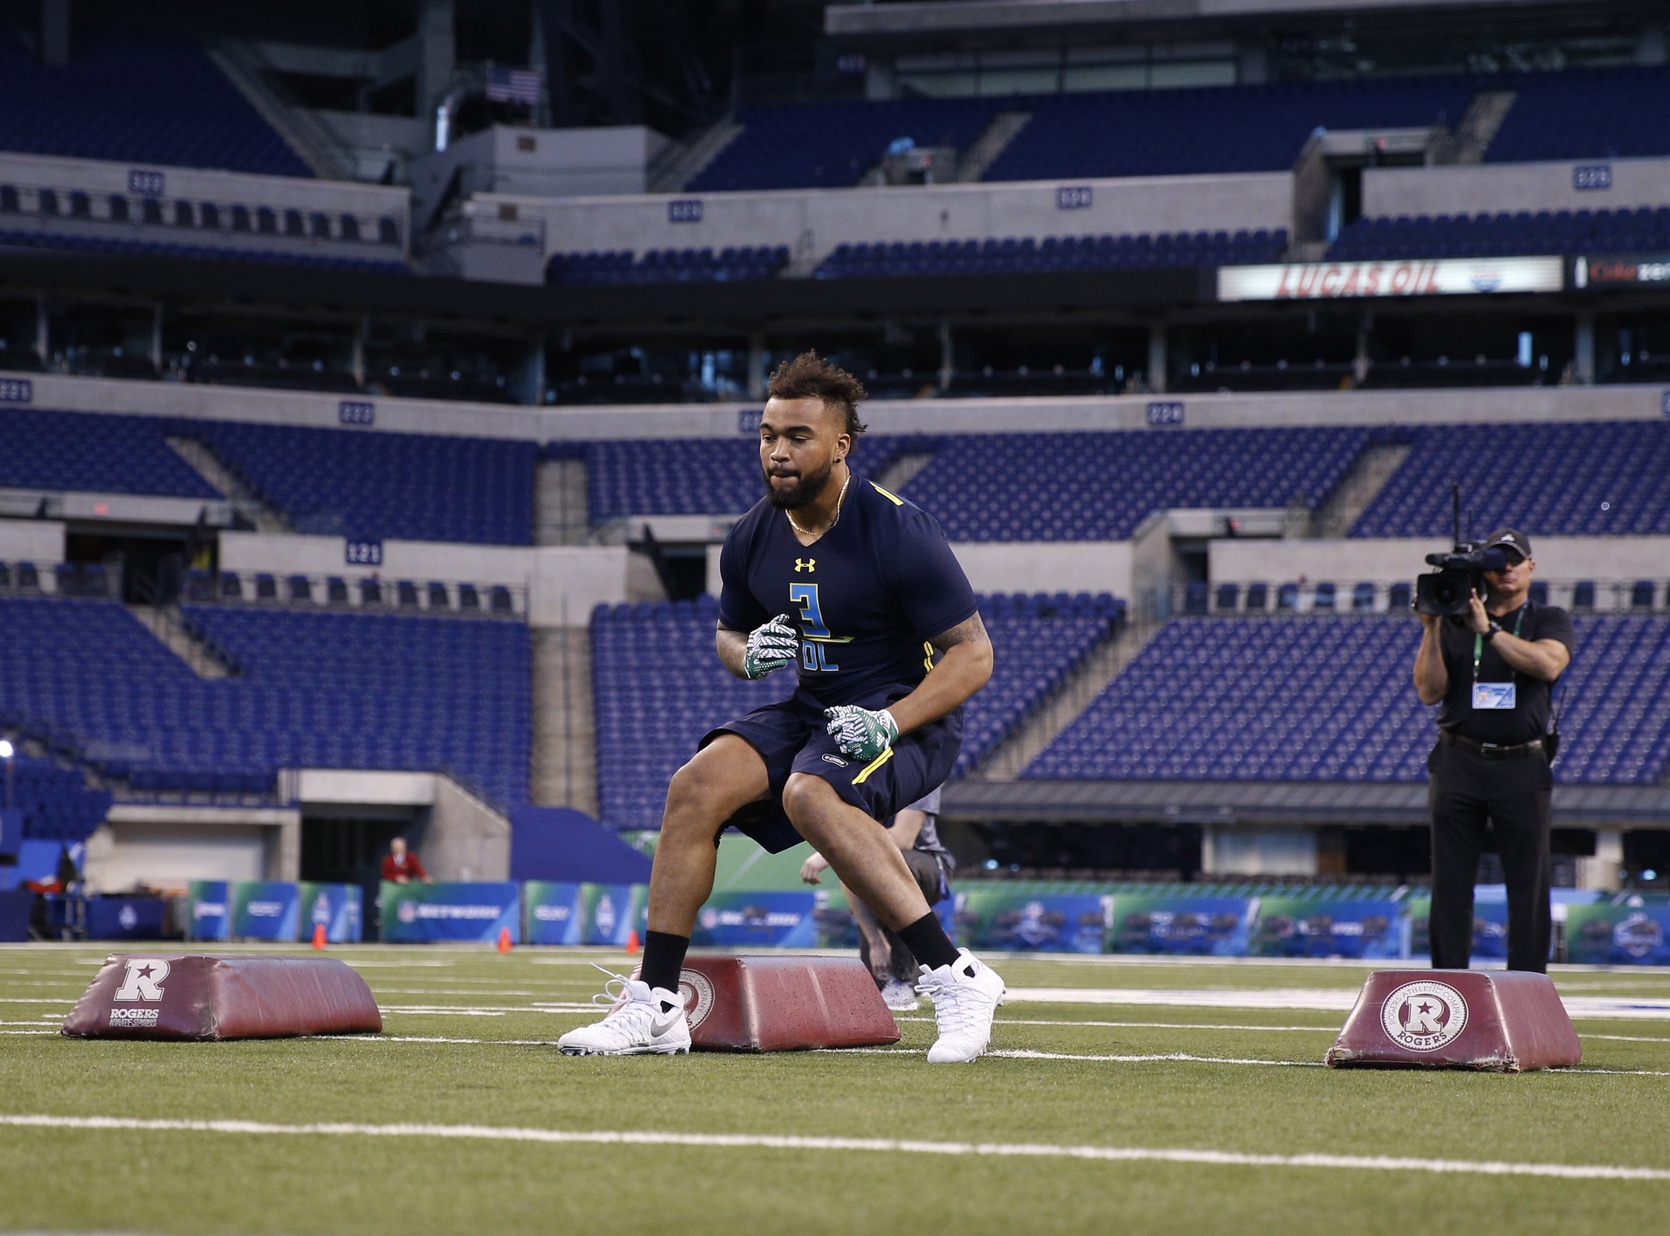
{"left": 766, "top": 351, "right": 868, "bottom": 438}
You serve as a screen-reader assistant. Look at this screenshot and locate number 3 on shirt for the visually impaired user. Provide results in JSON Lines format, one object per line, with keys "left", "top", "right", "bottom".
{"left": 789, "top": 583, "right": 839, "bottom": 672}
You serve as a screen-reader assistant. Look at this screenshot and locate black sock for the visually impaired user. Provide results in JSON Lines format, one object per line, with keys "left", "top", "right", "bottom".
{"left": 896, "top": 912, "right": 960, "bottom": 971}
{"left": 639, "top": 930, "right": 690, "bottom": 997}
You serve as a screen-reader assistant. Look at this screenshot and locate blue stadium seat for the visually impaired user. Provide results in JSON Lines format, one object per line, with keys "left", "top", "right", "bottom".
{"left": 1023, "top": 614, "right": 1670, "bottom": 788}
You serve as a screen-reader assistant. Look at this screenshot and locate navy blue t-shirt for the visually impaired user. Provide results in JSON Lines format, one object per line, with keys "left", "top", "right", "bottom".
{"left": 717, "top": 474, "right": 978, "bottom": 709}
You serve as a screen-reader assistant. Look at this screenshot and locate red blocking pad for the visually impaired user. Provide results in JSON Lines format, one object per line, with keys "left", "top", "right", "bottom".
{"left": 62, "top": 954, "right": 383, "bottom": 1041}
{"left": 677, "top": 955, "right": 899, "bottom": 1052}
{"left": 1326, "top": 969, "right": 1581, "bottom": 1072}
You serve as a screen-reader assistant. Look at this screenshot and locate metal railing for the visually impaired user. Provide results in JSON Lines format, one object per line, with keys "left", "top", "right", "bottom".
{"left": 177, "top": 569, "right": 528, "bottom": 620}
{"left": 1168, "top": 578, "right": 1670, "bottom": 618}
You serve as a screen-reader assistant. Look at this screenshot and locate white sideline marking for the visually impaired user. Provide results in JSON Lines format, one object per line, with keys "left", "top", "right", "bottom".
{"left": 2, "top": 1113, "right": 1668, "bottom": 1181}
{"left": 1005, "top": 988, "right": 1670, "bottom": 1021}
{"left": 897, "top": 1017, "right": 1340, "bottom": 1033}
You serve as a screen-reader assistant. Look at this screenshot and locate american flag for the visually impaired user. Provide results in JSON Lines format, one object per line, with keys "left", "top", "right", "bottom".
{"left": 487, "top": 65, "right": 542, "bottom": 106}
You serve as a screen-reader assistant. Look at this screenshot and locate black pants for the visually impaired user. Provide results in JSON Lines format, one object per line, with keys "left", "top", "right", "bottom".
{"left": 1427, "top": 737, "right": 1552, "bottom": 973}
{"left": 856, "top": 850, "right": 949, "bottom": 984}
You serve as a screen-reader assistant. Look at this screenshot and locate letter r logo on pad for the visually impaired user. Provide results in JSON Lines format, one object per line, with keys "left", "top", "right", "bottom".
{"left": 113, "top": 958, "right": 170, "bottom": 1002}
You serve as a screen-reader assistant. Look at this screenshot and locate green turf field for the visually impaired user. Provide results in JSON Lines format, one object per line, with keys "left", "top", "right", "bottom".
{"left": 3, "top": 943, "right": 1669, "bottom": 1235}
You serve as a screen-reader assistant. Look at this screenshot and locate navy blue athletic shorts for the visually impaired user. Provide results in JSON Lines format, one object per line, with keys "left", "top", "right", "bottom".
{"left": 701, "top": 685, "right": 962, "bottom": 854}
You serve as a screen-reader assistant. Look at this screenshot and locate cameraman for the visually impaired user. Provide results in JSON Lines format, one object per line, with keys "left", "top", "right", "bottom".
{"left": 1413, "top": 529, "right": 1573, "bottom": 973}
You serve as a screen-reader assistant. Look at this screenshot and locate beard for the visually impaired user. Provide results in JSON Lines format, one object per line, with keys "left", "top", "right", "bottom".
{"left": 763, "top": 457, "right": 836, "bottom": 510}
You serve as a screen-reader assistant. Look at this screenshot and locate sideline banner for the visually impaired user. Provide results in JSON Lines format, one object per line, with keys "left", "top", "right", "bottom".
{"left": 954, "top": 888, "right": 1111, "bottom": 954}
{"left": 1249, "top": 897, "right": 1405, "bottom": 960}
{"left": 231, "top": 881, "right": 299, "bottom": 941}
{"left": 692, "top": 890, "right": 817, "bottom": 949}
{"left": 187, "top": 881, "right": 230, "bottom": 942}
{"left": 1108, "top": 895, "right": 1252, "bottom": 956}
{"left": 813, "top": 890, "right": 956, "bottom": 950}
{"left": 382, "top": 881, "right": 520, "bottom": 943}
{"left": 578, "top": 883, "right": 648, "bottom": 947}
{"left": 1217, "top": 256, "right": 1564, "bottom": 301}
{"left": 299, "top": 882, "right": 362, "bottom": 944}
{"left": 1405, "top": 895, "right": 1508, "bottom": 962}
{"left": 524, "top": 881, "right": 585, "bottom": 945}
{"left": 1565, "top": 903, "right": 1670, "bottom": 965}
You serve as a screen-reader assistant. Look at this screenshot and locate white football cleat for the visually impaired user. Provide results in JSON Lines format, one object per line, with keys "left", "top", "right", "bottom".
{"left": 880, "top": 979, "right": 921, "bottom": 1012}
{"left": 917, "top": 949, "right": 1005, "bottom": 1063}
{"left": 558, "top": 971, "right": 691, "bottom": 1056}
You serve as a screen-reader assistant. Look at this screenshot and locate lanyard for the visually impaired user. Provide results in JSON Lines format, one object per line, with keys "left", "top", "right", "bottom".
{"left": 1472, "top": 604, "right": 1527, "bottom": 686}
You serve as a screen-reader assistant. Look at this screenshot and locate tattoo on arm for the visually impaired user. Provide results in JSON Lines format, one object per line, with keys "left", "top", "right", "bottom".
{"left": 930, "top": 611, "right": 989, "bottom": 653}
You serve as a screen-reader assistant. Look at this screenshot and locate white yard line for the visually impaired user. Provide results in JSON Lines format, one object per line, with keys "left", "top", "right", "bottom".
{"left": 1005, "top": 988, "right": 1670, "bottom": 1020}
{"left": 897, "top": 1016, "right": 1340, "bottom": 1033}
{"left": 2, "top": 1114, "right": 1667, "bottom": 1181}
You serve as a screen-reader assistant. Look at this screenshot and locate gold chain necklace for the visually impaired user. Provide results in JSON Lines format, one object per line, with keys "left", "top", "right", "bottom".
{"left": 785, "top": 470, "right": 851, "bottom": 538}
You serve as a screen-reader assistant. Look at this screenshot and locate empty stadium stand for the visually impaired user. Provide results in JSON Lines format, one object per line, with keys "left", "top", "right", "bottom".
{"left": 0, "top": 409, "right": 535, "bottom": 545}
{"left": 813, "top": 229, "right": 1287, "bottom": 279}
{"left": 1351, "top": 420, "right": 1670, "bottom": 539}
{"left": 2, "top": 754, "right": 111, "bottom": 844}
{"left": 682, "top": 76, "right": 1487, "bottom": 193}
{"left": 979, "top": 75, "right": 1477, "bottom": 182}
{"left": 903, "top": 427, "right": 1370, "bottom": 541}
{"left": 0, "top": 227, "right": 408, "bottom": 275}
{"left": 191, "top": 420, "right": 537, "bottom": 544}
{"left": 547, "top": 246, "right": 789, "bottom": 285}
{"left": 687, "top": 97, "right": 996, "bottom": 193}
{"left": 580, "top": 427, "right": 1370, "bottom": 539}
{"left": 0, "top": 595, "right": 530, "bottom": 808}
{"left": 0, "top": 408, "right": 221, "bottom": 499}
{"left": 1024, "top": 614, "right": 1670, "bottom": 787}
{"left": 1329, "top": 208, "right": 1670, "bottom": 262}
{"left": 590, "top": 593, "right": 1126, "bottom": 829}
{"left": 1484, "top": 66, "right": 1670, "bottom": 164}
{"left": 579, "top": 436, "right": 910, "bottom": 524}
{"left": 0, "top": 29, "right": 310, "bottom": 177}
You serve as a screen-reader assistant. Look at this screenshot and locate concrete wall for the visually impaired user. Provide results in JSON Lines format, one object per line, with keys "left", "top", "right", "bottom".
{"left": 485, "top": 169, "right": 1293, "bottom": 262}
{"left": 217, "top": 532, "right": 632, "bottom": 625}
{"left": 17, "top": 371, "right": 1668, "bottom": 444}
{"left": 84, "top": 804, "right": 300, "bottom": 894}
{"left": 413, "top": 125, "right": 667, "bottom": 229}
{"left": 1364, "top": 157, "right": 1670, "bottom": 221}
{"left": 0, "top": 518, "right": 64, "bottom": 564}
{"left": 426, "top": 775, "right": 512, "bottom": 881}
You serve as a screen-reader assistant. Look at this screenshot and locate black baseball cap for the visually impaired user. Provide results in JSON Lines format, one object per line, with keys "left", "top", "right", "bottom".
{"left": 1482, "top": 528, "right": 1532, "bottom": 561}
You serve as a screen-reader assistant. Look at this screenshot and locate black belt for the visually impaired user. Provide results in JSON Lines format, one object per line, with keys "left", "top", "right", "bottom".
{"left": 1440, "top": 730, "right": 1544, "bottom": 759}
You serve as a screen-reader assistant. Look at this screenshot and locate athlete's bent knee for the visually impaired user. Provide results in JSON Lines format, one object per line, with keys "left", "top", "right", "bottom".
{"left": 781, "top": 772, "right": 840, "bottom": 831}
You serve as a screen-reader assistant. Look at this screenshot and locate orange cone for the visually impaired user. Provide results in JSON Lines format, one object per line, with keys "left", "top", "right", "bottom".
{"left": 311, "top": 924, "right": 327, "bottom": 950}
{"left": 497, "top": 927, "right": 513, "bottom": 953}
{"left": 624, "top": 928, "right": 641, "bottom": 954}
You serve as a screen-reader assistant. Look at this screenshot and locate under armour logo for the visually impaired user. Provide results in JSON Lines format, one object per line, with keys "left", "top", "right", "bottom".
{"left": 794, "top": 558, "right": 815, "bottom": 573}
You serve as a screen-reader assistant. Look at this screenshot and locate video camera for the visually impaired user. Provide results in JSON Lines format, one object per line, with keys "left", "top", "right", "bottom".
{"left": 1413, "top": 485, "right": 1508, "bottom": 618}
{"left": 1414, "top": 544, "right": 1510, "bottom": 617}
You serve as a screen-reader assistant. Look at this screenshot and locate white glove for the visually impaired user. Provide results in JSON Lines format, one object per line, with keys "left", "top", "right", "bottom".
{"left": 823, "top": 705, "right": 899, "bottom": 762}
{"left": 743, "top": 614, "right": 798, "bottom": 679}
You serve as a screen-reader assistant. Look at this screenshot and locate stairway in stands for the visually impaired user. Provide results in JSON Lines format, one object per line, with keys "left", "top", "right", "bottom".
{"left": 534, "top": 456, "right": 591, "bottom": 546}
{"left": 1308, "top": 442, "right": 1414, "bottom": 538}
{"left": 531, "top": 626, "right": 598, "bottom": 815}
{"left": 167, "top": 436, "right": 292, "bottom": 532}
{"left": 969, "top": 617, "right": 1161, "bottom": 782}
{"left": 126, "top": 605, "right": 235, "bottom": 679}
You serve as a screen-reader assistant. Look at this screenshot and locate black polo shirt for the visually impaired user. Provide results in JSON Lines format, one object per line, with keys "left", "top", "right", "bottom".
{"left": 1436, "top": 600, "right": 1575, "bottom": 745}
